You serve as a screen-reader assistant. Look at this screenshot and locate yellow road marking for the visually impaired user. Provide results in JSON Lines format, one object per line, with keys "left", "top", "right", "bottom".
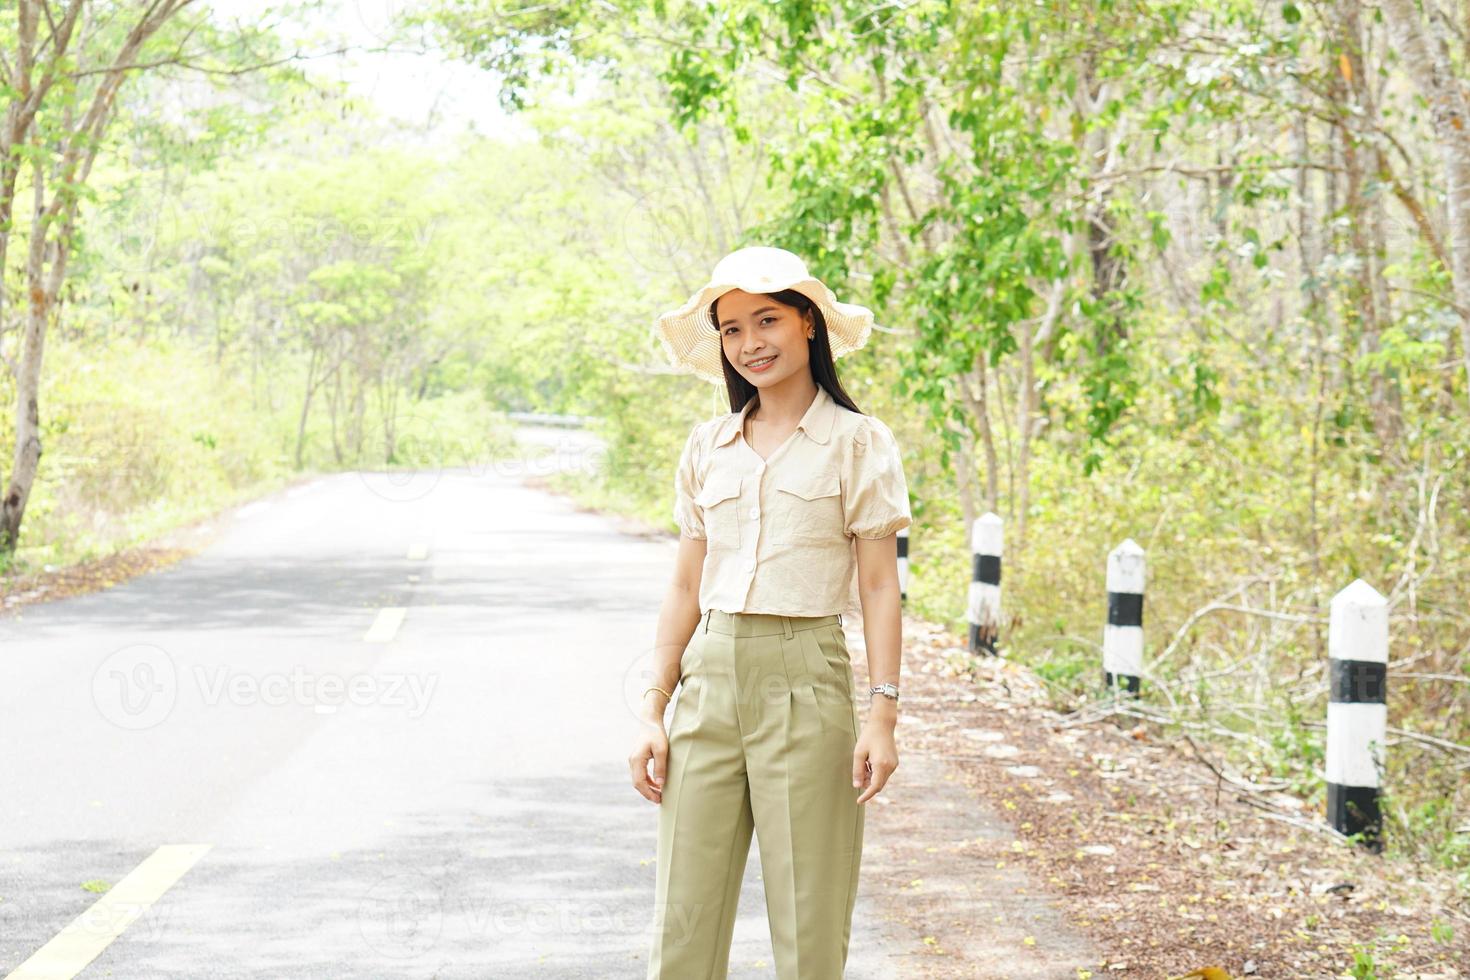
{"left": 364, "top": 606, "right": 406, "bottom": 643}
{"left": 406, "top": 543, "right": 428, "bottom": 560}
{"left": 6, "top": 843, "right": 212, "bottom": 980}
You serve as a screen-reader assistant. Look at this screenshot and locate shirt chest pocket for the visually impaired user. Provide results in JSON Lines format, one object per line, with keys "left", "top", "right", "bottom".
{"left": 772, "top": 466, "right": 843, "bottom": 546}
{"left": 694, "top": 472, "right": 743, "bottom": 550}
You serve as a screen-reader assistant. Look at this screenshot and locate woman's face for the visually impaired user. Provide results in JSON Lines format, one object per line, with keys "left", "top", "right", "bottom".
{"left": 714, "top": 289, "right": 813, "bottom": 387}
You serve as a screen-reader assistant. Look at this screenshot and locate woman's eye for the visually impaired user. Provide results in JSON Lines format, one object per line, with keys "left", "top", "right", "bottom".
{"left": 724, "top": 317, "right": 773, "bottom": 334}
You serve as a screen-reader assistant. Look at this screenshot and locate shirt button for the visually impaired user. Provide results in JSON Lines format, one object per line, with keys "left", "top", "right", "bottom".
{"left": 744, "top": 559, "right": 755, "bottom": 572}
{"left": 749, "top": 506, "right": 759, "bottom": 518}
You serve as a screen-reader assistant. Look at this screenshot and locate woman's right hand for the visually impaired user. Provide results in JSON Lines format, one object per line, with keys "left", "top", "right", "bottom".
{"left": 629, "top": 706, "right": 670, "bottom": 804}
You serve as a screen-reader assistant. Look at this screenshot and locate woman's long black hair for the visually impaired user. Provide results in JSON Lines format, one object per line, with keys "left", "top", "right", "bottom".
{"left": 707, "top": 288, "right": 866, "bottom": 415}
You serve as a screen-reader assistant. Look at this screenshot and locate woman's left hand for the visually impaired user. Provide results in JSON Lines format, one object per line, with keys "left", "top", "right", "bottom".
{"left": 852, "top": 719, "right": 897, "bottom": 804}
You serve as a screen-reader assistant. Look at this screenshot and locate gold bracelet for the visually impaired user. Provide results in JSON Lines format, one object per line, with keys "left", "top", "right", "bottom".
{"left": 644, "top": 685, "right": 674, "bottom": 702}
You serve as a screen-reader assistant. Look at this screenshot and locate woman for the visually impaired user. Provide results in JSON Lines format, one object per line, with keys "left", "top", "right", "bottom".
{"left": 628, "top": 245, "right": 912, "bottom": 979}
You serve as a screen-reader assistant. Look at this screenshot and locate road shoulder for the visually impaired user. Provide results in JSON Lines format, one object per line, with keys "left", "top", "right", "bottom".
{"left": 854, "top": 613, "right": 1470, "bottom": 979}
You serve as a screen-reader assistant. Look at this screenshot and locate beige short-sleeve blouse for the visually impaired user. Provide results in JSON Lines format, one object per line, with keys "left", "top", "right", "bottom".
{"left": 672, "top": 383, "right": 912, "bottom": 616}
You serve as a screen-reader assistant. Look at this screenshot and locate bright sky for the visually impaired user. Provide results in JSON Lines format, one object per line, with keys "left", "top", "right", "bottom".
{"left": 206, "top": 0, "right": 536, "bottom": 142}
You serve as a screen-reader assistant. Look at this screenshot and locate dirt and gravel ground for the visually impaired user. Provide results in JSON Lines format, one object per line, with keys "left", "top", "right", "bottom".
{"left": 850, "top": 610, "right": 1470, "bottom": 979}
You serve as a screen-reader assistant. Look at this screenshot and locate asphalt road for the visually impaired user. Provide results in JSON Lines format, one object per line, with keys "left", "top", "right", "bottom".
{"left": 0, "top": 423, "right": 905, "bottom": 978}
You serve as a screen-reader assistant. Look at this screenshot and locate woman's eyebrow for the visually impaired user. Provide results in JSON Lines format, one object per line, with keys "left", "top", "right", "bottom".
{"left": 719, "top": 306, "right": 779, "bottom": 328}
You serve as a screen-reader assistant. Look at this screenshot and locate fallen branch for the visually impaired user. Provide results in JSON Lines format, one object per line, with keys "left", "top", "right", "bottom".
{"left": 1233, "top": 792, "right": 1353, "bottom": 842}
{"left": 1179, "top": 733, "right": 1295, "bottom": 796}
{"left": 1300, "top": 720, "right": 1470, "bottom": 757}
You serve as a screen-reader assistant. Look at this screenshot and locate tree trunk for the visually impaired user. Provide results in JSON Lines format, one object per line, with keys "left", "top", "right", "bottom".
{"left": 950, "top": 413, "right": 977, "bottom": 536}
{"left": 1382, "top": 0, "right": 1470, "bottom": 413}
{"left": 958, "top": 357, "right": 1005, "bottom": 517}
{"left": 1334, "top": 2, "right": 1403, "bottom": 445}
{"left": 1, "top": 170, "right": 50, "bottom": 552}
{"left": 296, "top": 347, "right": 320, "bottom": 470}
{"left": 0, "top": 0, "right": 188, "bottom": 555}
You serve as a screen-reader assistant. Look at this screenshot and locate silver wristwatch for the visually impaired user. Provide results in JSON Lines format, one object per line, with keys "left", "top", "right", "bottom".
{"left": 868, "top": 683, "right": 899, "bottom": 701}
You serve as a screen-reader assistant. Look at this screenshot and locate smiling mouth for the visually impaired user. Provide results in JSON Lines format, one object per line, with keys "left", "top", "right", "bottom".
{"left": 746, "top": 355, "right": 777, "bottom": 368}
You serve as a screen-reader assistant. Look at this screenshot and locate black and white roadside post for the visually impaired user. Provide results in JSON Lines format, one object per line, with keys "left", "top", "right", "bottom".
{"left": 968, "top": 512, "right": 1002, "bottom": 656}
{"left": 1103, "top": 538, "right": 1145, "bottom": 696}
{"left": 1326, "top": 578, "right": 1388, "bottom": 852}
{"left": 896, "top": 526, "right": 909, "bottom": 603}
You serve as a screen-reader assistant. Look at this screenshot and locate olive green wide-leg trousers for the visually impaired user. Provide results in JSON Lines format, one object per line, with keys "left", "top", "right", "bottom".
{"left": 647, "top": 609, "right": 865, "bottom": 979}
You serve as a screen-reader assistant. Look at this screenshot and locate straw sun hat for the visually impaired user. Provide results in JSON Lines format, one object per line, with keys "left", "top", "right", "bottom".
{"left": 654, "top": 245, "right": 874, "bottom": 385}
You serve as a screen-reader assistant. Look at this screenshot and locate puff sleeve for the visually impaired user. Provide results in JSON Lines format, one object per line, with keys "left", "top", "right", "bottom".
{"left": 673, "top": 423, "right": 707, "bottom": 540}
{"left": 843, "top": 416, "right": 913, "bottom": 539}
